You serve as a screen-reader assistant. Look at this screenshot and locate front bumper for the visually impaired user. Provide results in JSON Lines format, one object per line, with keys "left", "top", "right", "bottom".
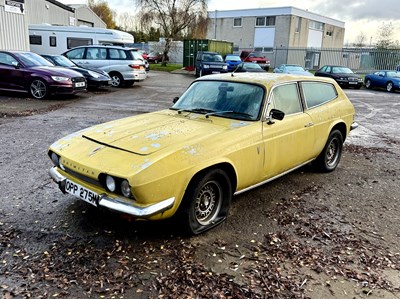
{"left": 49, "top": 167, "right": 175, "bottom": 218}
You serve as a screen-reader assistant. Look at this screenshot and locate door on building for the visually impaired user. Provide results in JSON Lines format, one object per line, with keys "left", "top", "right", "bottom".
{"left": 305, "top": 51, "right": 321, "bottom": 70}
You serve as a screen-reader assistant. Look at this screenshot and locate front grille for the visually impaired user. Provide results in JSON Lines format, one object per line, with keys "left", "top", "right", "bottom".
{"left": 72, "top": 77, "right": 86, "bottom": 83}
{"left": 64, "top": 167, "right": 103, "bottom": 189}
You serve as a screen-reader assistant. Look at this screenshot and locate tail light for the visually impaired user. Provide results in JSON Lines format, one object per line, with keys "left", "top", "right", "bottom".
{"left": 129, "top": 64, "right": 144, "bottom": 70}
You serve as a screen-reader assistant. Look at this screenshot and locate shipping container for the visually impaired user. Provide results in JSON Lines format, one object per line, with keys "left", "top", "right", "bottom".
{"left": 183, "top": 39, "right": 233, "bottom": 68}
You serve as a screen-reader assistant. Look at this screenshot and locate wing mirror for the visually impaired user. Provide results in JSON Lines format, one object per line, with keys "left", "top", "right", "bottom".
{"left": 173, "top": 96, "right": 179, "bottom": 104}
{"left": 266, "top": 109, "right": 285, "bottom": 124}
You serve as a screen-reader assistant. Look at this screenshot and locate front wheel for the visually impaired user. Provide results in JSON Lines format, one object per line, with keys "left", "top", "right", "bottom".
{"left": 314, "top": 130, "right": 343, "bottom": 172}
{"left": 177, "top": 168, "right": 232, "bottom": 235}
{"left": 29, "top": 79, "right": 48, "bottom": 99}
{"left": 386, "top": 82, "right": 394, "bottom": 92}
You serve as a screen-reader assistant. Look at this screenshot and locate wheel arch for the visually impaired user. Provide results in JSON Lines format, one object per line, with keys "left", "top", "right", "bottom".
{"left": 330, "top": 122, "right": 347, "bottom": 142}
{"left": 186, "top": 162, "right": 237, "bottom": 196}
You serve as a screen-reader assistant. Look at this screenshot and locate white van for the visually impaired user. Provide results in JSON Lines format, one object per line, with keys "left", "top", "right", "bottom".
{"left": 28, "top": 24, "right": 134, "bottom": 55}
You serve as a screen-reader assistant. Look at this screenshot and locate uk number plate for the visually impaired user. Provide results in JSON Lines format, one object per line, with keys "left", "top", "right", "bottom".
{"left": 65, "top": 179, "right": 99, "bottom": 207}
{"left": 75, "top": 82, "right": 86, "bottom": 87}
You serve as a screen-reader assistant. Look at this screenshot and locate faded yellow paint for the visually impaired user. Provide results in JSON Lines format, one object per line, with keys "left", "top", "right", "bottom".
{"left": 49, "top": 73, "right": 356, "bottom": 220}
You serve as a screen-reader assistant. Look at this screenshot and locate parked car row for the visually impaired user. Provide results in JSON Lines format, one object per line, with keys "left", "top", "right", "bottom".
{"left": 0, "top": 45, "right": 150, "bottom": 99}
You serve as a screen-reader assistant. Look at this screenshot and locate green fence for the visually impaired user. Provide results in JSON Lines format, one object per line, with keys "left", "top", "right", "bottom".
{"left": 183, "top": 39, "right": 233, "bottom": 67}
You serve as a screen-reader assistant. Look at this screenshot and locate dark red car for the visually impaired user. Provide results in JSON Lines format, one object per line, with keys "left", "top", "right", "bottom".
{"left": 147, "top": 52, "right": 166, "bottom": 64}
{"left": 240, "top": 50, "right": 271, "bottom": 72}
{"left": 0, "top": 50, "right": 87, "bottom": 99}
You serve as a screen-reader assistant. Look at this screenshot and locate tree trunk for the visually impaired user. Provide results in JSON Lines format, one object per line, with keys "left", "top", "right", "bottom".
{"left": 161, "top": 38, "right": 172, "bottom": 66}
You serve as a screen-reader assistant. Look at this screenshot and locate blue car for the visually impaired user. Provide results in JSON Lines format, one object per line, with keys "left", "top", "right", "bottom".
{"left": 224, "top": 54, "right": 242, "bottom": 72}
{"left": 365, "top": 70, "right": 400, "bottom": 92}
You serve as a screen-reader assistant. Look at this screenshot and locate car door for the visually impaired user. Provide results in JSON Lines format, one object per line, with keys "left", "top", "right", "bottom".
{"left": 375, "top": 71, "right": 386, "bottom": 88}
{"left": 262, "top": 82, "right": 315, "bottom": 179}
{"left": 0, "top": 52, "right": 25, "bottom": 91}
{"left": 84, "top": 47, "right": 109, "bottom": 70}
{"left": 301, "top": 81, "right": 341, "bottom": 155}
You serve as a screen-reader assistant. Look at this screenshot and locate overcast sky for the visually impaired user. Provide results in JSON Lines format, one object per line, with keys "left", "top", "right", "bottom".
{"left": 63, "top": 0, "right": 400, "bottom": 44}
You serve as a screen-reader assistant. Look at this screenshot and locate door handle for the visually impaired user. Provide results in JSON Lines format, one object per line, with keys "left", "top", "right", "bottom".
{"left": 304, "top": 122, "right": 314, "bottom": 127}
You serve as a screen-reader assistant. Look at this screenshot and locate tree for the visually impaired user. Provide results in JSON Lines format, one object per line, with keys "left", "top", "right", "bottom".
{"left": 375, "top": 22, "right": 394, "bottom": 49}
{"left": 117, "top": 12, "right": 137, "bottom": 31}
{"left": 135, "top": 0, "right": 208, "bottom": 65}
{"left": 354, "top": 32, "right": 367, "bottom": 47}
{"left": 89, "top": 0, "right": 117, "bottom": 29}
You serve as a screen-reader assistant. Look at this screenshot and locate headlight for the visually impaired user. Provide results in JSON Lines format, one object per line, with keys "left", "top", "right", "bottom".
{"left": 203, "top": 65, "right": 210, "bottom": 69}
{"left": 223, "top": 65, "right": 228, "bottom": 70}
{"left": 88, "top": 70, "right": 101, "bottom": 78}
{"left": 51, "top": 76, "right": 70, "bottom": 82}
{"left": 106, "top": 175, "right": 116, "bottom": 192}
{"left": 121, "top": 180, "right": 131, "bottom": 197}
{"left": 51, "top": 152, "right": 60, "bottom": 167}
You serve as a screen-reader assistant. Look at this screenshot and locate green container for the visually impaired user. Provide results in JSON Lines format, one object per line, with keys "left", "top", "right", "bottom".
{"left": 183, "top": 39, "right": 233, "bottom": 67}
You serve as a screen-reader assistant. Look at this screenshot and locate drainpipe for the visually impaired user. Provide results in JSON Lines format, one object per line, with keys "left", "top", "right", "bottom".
{"left": 214, "top": 10, "right": 217, "bottom": 39}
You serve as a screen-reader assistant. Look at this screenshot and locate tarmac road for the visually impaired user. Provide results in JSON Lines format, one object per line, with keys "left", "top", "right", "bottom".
{"left": 0, "top": 71, "right": 399, "bottom": 298}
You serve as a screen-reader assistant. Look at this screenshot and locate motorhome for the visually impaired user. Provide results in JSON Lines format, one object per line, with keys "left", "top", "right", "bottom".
{"left": 28, "top": 24, "right": 134, "bottom": 55}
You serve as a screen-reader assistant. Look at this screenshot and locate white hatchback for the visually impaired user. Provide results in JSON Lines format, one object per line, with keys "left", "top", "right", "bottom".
{"left": 63, "top": 45, "right": 147, "bottom": 87}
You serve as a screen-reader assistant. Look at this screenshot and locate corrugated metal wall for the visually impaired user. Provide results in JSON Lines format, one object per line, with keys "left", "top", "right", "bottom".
{"left": 25, "top": 0, "right": 74, "bottom": 26}
{"left": 0, "top": 8, "right": 29, "bottom": 50}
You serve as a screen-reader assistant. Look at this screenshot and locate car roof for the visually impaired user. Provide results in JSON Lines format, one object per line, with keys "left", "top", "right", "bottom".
{"left": 196, "top": 72, "right": 337, "bottom": 89}
{"left": 70, "top": 45, "right": 128, "bottom": 50}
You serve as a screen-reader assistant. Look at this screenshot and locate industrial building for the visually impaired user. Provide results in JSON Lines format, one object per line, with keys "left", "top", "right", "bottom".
{"left": 207, "top": 7, "right": 345, "bottom": 69}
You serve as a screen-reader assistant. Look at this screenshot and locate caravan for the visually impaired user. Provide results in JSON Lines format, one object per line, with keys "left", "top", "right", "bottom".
{"left": 28, "top": 24, "right": 134, "bottom": 55}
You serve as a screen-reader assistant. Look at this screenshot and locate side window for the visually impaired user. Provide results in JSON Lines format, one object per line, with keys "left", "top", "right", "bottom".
{"left": 0, "top": 53, "right": 18, "bottom": 66}
{"left": 64, "top": 48, "right": 85, "bottom": 59}
{"left": 67, "top": 38, "right": 92, "bottom": 49}
{"left": 29, "top": 35, "right": 42, "bottom": 45}
{"left": 326, "top": 66, "right": 331, "bottom": 73}
{"left": 49, "top": 36, "right": 57, "bottom": 47}
{"left": 269, "top": 83, "right": 302, "bottom": 116}
{"left": 301, "top": 82, "right": 338, "bottom": 109}
{"left": 86, "top": 48, "right": 100, "bottom": 60}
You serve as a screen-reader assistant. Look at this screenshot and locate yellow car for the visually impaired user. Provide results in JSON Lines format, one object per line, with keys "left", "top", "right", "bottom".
{"left": 48, "top": 73, "right": 357, "bottom": 234}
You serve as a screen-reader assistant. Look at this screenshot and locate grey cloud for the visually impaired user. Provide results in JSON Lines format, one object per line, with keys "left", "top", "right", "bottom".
{"left": 310, "top": 0, "right": 400, "bottom": 21}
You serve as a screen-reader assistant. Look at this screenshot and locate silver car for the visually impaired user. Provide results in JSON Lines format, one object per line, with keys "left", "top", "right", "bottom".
{"left": 63, "top": 45, "right": 147, "bottom": 87}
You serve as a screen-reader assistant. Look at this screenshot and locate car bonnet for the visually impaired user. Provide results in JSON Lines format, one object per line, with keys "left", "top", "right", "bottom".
{"left": 67, "top": 111, "right": 236, "bottom": 156}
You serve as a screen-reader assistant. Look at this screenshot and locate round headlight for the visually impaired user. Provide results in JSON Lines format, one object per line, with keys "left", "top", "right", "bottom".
{"left": 121, "top": 180, "right": 131, "bottom": 197}
{"left": 51, "top": 152, "right": 59, "bottom": 167}
{"left": 106, "top": 175, "right": 116, "bottom": 192}
{"left": 59, "top": 159, "right": 65, "bottom": 171}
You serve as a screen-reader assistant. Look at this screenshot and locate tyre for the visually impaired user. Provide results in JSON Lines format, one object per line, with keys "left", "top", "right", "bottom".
{"left": 314, "top": 130, "right": 343, "bottom": 172}
{"left": 29, "top": 78, "right": 48, "bottom": 99}
{"left": 386, "top": 82, "right": 394, "bottom": 92}
{"left": 110, "top": 72, "right": 124, "bottom": 87}
{"left": 178, "top": 168, "right": 232, "bottom": 235}
{"left": 365, "top": 79, "right": 372, "bottom": 89}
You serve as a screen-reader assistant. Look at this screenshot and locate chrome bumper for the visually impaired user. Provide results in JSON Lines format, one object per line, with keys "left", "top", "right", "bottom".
{"left": 49, "top": 167, "right": 175, "bottom": 218}
{"left": 350, "top": 122, "right": 359, "bottom": 131}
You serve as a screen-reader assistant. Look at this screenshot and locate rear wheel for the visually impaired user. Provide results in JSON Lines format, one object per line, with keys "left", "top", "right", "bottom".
{"left": 29, "top": 79, "right": 48, "bottom": 99}
{"left": 365, "top": 79, "right": 372, "bottom": 89}
{"left": 178, "top": 168, "right": 232, "bottom": 235}
{"left": 110, "top": 72, "right": 124, "bottom": 87}
{"left": 314, "top": 130, "right": 343, "bottom": 172}
{"left": 386, "top": 82, "right": 394, "bottom": 92}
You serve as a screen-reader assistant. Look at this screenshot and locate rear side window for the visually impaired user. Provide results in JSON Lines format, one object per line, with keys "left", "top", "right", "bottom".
{"left": 109, "top": 49, "right": 128, "bottom": 60}
{"left": 301, "top": 82, "right": 338, "bottom": 109}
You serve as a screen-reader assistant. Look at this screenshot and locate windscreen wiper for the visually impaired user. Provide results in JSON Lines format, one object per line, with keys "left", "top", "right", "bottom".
{"left": 205, "top": 110, "right": 252, "bottom": 118}
{"left": 177, "top": 108, "right": 215, "bottom": 114}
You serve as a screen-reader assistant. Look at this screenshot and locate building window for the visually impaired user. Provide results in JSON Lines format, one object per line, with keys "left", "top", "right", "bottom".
{"left": 233, "top": 18, "right": 242, "bottom": 27}
{"left": 295, "top": 17, "right": 301, "bottom": 32}
{"left": 49, "top": 36, "right": 57, "bottom": 47}
{"left": 309, "top": 21, "right": 323, "bottom": 31}
{"left": 255, "top": 16, "right": 276, "bottom": 27}
{"left": 256, "top": 17, "right": 265, "bottom": 26}
{"left": 29, "top": 35, "right": 42, "bottom": 45}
